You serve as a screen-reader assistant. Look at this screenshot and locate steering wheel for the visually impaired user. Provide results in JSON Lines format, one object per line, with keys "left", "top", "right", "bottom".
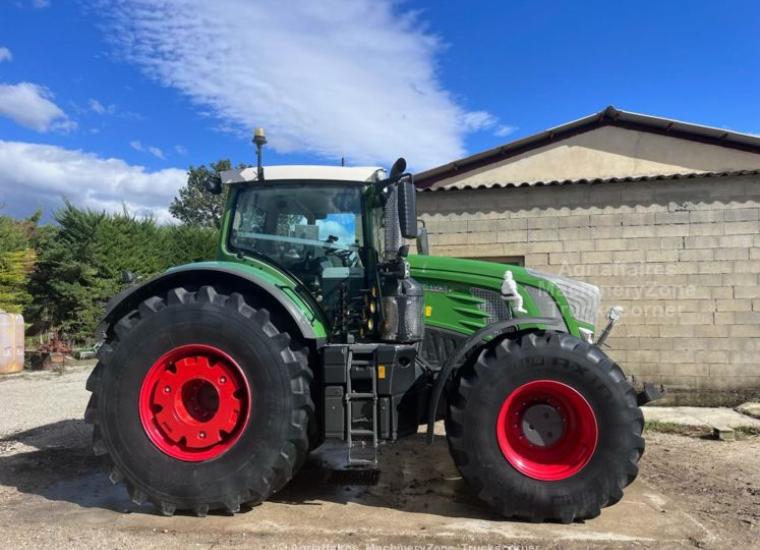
{"left": 321, "top": 235, "right": 356, "bottom": 266}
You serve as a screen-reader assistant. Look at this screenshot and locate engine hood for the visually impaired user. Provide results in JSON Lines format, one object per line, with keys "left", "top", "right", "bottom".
{"left": 408, "top": 254, "right": 598, "bottom": 334}
{"left": 407, "top": 254, "right": 528, "bottom": 290}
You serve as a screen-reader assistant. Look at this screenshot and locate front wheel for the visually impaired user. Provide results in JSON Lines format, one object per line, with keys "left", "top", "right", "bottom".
{"left": 445, "top": 331, "right": 644, "bottom": 523}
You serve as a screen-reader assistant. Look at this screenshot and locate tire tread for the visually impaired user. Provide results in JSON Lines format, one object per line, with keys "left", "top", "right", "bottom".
{"left": 446, "top": 331, "right": 644, "bottom": 523}
{"left": 84, "top": 285, "right": 314, "bottom": 516}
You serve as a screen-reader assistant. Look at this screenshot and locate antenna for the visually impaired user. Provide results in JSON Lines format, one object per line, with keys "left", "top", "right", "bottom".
{"left": 252, "top": 128, "right": 267, "bottom": 180}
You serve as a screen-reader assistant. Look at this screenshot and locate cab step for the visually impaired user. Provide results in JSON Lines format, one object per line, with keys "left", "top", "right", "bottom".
{"left": 345, "top": 348, "right": 379, "bottom": 466}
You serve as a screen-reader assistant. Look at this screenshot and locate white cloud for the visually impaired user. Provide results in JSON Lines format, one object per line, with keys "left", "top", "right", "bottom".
{"left": 83, "top": 98, "right": 140, "bottom": 120}
{"left": 130, "top": 139, "right": 165, "bottom": 159}
{"left": 462, "top": 111, "right": 517, "bottom": 138}
{"left": 32, "top": 0, "right": 51, "bottom": 8}
{"left": 89, "top": 98, "right": 106, "bottom": 114}
{"left": 88, "top": 98, "right": 116, "bottom": 115}
{"left": 0, "top": 140, "right": 186, "bottom": 222}
{"left": 174, "top": 144, "right": 188, "bottom": 156}
{"left": 0, "top": 47, "right": 12, "bottom": 63}
{"left": 97, "top": 0, "right": 510, "bottom": 170}
{"left": 461, "top": 111, "right": 498, "bottom": 132}
{"left": 0, "top": 82, "right": 76, "bottom": 133}
{"left": 494, "top": 125, "right": 517, "bottom": 138}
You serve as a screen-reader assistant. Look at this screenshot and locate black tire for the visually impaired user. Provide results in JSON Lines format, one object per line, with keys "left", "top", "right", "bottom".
{"left": 446, "top": 331, "right": 644, "bottom": 523}
{"left": 84, "top": 285, "right": 314, "bottom": 516}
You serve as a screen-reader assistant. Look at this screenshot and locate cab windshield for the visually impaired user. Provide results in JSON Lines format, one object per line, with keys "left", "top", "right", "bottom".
{"left": 229, "top": 183, "right": 364, "bottom": 274}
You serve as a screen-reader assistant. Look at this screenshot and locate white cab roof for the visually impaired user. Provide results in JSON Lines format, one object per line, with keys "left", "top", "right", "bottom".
{"left": 220, "top": 165, "right": 386, "bottom": 184}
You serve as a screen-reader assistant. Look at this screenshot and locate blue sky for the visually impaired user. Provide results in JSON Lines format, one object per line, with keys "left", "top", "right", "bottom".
{"left": 1, "top": 0, "right": 759, "bottom": 221}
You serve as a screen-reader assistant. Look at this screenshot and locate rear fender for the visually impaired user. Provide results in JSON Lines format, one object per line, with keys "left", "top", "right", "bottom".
{"left": 100, "top": 265, "right": 327, "bottom": 344}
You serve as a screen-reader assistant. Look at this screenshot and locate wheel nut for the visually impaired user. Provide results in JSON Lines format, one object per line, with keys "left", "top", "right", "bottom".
{"left": 199, "top": 431, "right": 206, "bottom": 439}
{"left": 219, "top": 376, "right": 227, "bottom": 384}
{"left": 164, "top": 385, "right": 171, "bottom": 393}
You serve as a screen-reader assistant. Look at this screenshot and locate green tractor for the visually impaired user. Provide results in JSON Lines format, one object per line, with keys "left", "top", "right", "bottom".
{"left": 86, "top": 132, "right": 655, "bottom": 522}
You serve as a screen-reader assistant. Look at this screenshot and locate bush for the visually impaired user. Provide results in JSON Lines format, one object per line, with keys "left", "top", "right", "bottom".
{"left": 23, "top": 203, "right": 217, "bottom": 343}
{"left": 0, "top": 213, "right": 39, "bottom": 313}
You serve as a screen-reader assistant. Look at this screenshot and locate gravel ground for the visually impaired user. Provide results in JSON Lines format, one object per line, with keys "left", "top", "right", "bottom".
{"left": 0, "top": 363, "right": 758, "bottom": 549}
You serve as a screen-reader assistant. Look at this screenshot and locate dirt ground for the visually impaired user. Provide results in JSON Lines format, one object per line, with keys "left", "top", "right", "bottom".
{"left": 0, "top": 364, "right": 758, "bottom": 549}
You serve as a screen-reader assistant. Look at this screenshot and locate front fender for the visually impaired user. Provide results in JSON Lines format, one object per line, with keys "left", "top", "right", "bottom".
{"left": 425, "top": 317, "right": 566, "bottom": 443}
{"left": 100, "top": 263, "right": 328, "bottom": 343}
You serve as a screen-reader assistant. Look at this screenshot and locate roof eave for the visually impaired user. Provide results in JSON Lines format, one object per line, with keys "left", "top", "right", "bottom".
{"left": 418, "top": 169, "right": 760, "bottom": 193}
{"left": 415, "top": 106, "right": 760, "bottom": 189}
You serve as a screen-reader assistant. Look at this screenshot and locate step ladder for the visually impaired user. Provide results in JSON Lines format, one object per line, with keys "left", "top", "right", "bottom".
{"left": 344, "top": 348, "right": 378, "bottom": 466}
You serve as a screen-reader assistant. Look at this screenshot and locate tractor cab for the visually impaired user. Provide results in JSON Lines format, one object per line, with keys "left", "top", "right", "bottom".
{"left": 217, "top": 160, "right": 424, "bottom": 345}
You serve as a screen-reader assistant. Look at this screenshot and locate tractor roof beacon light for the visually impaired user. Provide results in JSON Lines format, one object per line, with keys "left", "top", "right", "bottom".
{"left": 253, "top": 127, "right": 267, "bottom": 181}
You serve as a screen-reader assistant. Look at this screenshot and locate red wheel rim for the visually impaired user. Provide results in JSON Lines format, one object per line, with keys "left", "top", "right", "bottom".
{"left": 496, "top": 380, "right": 598, "bottom": 481}
{"left": 138, "top": 344, "right": 251, "bottom": 462}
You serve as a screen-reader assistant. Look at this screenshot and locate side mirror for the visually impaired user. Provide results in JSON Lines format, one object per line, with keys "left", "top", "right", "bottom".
{"left": 389, "top": 157, "right": 407, "bottom": 180}
{"left": 416, "top": 221, "right": 429, "bottom": 255}
{"left": 397, "top": 178, "right": 418, "bottom": 239}
{"left": 203, "top": 174, "right": 223, "bottom": 195}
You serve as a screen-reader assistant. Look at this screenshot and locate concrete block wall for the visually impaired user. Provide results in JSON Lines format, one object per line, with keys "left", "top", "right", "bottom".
{"left": 417, "top": 175, "right": 760, "bottom": 397}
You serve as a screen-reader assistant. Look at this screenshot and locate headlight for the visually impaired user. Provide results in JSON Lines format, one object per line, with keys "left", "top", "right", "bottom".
{"left": 526, "top": 269, "right": 601, "bottom": 327}
{"left": 524, "top": 285, "right": 561, "bottom": 319}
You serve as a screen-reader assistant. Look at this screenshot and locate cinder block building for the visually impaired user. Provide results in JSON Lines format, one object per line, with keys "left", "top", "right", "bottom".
{"left": 415, "top": 106, "right": 760, "bottom": 403}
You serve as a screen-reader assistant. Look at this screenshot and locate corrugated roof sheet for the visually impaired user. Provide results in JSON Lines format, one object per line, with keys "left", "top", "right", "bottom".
{"left": 415, "top": 106, "right": 760, "bottom": 189}
{"left": 419, "top": 169, "right": 760, "bottom": 192}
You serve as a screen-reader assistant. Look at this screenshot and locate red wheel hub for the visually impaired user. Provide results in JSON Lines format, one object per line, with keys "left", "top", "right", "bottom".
{"left": 138, "top": 344, "right": 250, "bottom": 462}
{"left": 496, "top": 380, "right": 598, "bottom": 481}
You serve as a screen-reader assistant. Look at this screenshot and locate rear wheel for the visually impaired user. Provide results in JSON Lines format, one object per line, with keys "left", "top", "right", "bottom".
{"left": 446, "top": 331, "right": 644, "bottom": 523}
{"left": 85, "top": 285, "right": 313, "bottom": 516}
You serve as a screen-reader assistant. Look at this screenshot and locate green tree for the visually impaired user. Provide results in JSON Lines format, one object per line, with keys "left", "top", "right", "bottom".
{"left": 24, "top": 202, "right": 218, "bottom": 342}
{"left": 160, "top": 224, "right": 217, "bottom": 266}
{"left": 0, "top": 213, "right": 40, "bottom": 313}
{"left": 169, "top": 160, "right": 246, "bottom": 229}
{"left": 25, "top": 205, "right": 108, "bottom": 338}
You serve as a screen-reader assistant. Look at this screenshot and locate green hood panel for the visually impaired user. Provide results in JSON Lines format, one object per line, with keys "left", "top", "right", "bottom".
{"left": 409, "top": 255, "right": 529, "bottom": 289}
{"left": 408, "top": 254, "right": 583, "bottom": 337}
